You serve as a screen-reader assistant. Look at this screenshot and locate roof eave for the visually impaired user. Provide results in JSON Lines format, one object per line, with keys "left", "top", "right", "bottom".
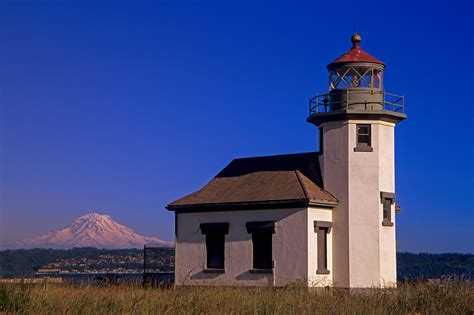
{"left": 166, "top": 198, "right": 338, "bottom": 213}
{"left": 308, "top": 199, "right": 339, "bottom": 208}
{"left": 327, "top": 60, "right": 385, "bottom": 70}
{"left": 307, "top": 110, "right": 407, "bottom": 127}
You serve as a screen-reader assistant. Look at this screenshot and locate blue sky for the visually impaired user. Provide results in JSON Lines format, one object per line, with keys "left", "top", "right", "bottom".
{"left": 0, "top": 0, "right": 473, "bottom": 252}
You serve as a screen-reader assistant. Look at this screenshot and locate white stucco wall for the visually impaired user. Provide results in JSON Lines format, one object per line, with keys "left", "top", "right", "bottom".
{"left": 320, "top": 122, "right": 350, "bottom": 288}
{"left": 175, "top": 208, "right": 308, "bottom": 287}
{"left": 175, "top": 206, "right": 335, "bottom": 287}
{"left": 378, "top": 122, "right": 397, "bottom": 286}
{"left": 307, "top": 206, "right": 333, "bottom": 287}
{"left": 347, "top": 121, "right": 382, "bottom": 287}
{"left": 320, "top": 119, "right": 398, "bottom": 288}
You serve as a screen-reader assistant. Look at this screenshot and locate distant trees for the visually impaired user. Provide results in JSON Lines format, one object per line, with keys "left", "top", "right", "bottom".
{"left": 1, "top": 249, "right": 472, "bottom": 280}
{"left": 397, "top": 252, "right": 473, "bottom": 280}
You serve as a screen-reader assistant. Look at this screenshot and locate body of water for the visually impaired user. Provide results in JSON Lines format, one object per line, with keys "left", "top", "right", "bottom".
{"left": 35, "top": 273, "right": 174, "bottom": 284}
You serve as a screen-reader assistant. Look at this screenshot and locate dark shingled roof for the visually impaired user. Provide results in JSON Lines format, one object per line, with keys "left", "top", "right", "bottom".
{"left": 167, "top": 152, "right": 337, "bottom": 211}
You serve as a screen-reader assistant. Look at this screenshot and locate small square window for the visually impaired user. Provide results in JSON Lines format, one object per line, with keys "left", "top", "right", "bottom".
{"left": 354, "top": 124, "right": 373, "bottom": 152}
{"left": 357, "top": 124, "right": 371, "bottom": 146}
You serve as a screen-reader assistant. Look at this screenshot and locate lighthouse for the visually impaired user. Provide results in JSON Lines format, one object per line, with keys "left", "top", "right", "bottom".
{"left": 308, "top": 33, "right": 406, "bottom": 287}
{"left": 167, "top": 33, "right": 405, "bottom": 288}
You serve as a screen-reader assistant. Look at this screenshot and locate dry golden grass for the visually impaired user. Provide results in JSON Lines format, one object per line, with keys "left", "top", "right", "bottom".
{"left": 1, "top": 279, "right": 473, "bottom": 314}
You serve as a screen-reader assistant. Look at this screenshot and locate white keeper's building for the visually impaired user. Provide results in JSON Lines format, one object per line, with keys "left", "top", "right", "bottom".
{"left": 167, "top": 33, "right": 406, "bottom": 288}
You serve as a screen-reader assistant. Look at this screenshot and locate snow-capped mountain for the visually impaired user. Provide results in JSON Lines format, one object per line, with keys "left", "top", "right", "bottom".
{"left": 10, "top": 213, "right": 173, "bottom": 249}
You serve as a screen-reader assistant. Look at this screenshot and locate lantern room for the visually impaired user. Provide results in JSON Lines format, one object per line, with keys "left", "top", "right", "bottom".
{"left": 327, "top": 33, "right": 384, "bottom": 91}
{"left": 308, "top": 33, "right": 405, "bottom": 121}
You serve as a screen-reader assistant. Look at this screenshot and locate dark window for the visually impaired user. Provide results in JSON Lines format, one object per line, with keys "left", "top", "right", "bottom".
{"left": 252, "top": 231, "right": 273, "bottom": 269}
{"left": 246, "top": 221, "right": 275, "bottom": 271}
{"left": 318, "top": 228, "right": 328, "bottom": 272}
{"left": 357, "top": 124, "right": 371, "bottom": 147}
{"left": 314, "top": 221, "right": 332, "bottom": 274}
{"left": 200, "top": 223, "right": 229, "bottom": 270}
{"left": 205, "top": 232, "right": 225, "bottom": 269}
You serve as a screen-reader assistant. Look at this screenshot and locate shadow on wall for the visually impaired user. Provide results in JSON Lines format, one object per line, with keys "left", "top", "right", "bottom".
{"left": 190, "top": 270, "right": 273, "bottom": 284}
{"left": 190, "top": 271, "right": 222, "bottom": 280}
{"left": 178, "top": 209, "right": 301, "bottom": 245}
{"left": 235, "top": 271, "right": 272, "bottom": 283}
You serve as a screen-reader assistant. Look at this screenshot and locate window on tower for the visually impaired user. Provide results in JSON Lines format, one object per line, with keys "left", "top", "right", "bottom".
{"left": 357, "top": 124, "right": 371, "bottom": 145}
{"left": 354, "top": 124, "right": 373, "bottom": 152}
{"left": 380, "top": 192, "right": 395, "bottom": 227}
{"left": 383, "top": 199, "right": 392, "bottom": 223}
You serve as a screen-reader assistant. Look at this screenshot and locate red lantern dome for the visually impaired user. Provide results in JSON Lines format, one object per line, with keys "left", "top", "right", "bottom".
{"left": 327, "top": 33, "right": 384, "bottom": 69}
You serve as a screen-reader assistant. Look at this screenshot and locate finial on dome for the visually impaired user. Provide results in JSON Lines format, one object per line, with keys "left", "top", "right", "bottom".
{"left": 351, "top": 33, "right": 361, "bottom": 47}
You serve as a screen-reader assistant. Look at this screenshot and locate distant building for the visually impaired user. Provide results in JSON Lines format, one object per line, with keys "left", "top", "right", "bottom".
{"left": 167, "top": 34, "right": 406, "bottom": 288}
{"left": 37, "top": 268, "right": 60, "bottom": 274}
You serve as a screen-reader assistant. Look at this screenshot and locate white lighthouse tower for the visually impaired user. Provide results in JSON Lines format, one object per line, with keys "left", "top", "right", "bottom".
{"left": 307, "top": 33, "right": 406, "bottom": 288}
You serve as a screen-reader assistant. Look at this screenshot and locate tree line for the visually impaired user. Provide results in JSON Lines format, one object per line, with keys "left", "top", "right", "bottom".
{"left": 0, "top": 248, "right": 472, "bottom": 279}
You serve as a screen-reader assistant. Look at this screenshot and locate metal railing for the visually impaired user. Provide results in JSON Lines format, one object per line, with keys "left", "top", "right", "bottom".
{"left": 309, "top": 89, "right": 405, "bottom": 116}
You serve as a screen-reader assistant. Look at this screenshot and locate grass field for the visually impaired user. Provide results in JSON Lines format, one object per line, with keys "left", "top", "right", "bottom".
{"left": 1, "top": 279, "right": 473, "bottom": 314}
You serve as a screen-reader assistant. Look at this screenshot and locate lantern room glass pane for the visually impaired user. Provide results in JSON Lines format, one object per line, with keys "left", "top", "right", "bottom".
{"left": 359, "top": 71, "right": 372, "bottom": 87}
{"left": 373, "top": 70, "right": 383, "bottom": 89}
{"left": 329, "top": 67, "right": 383, "bottom": 90}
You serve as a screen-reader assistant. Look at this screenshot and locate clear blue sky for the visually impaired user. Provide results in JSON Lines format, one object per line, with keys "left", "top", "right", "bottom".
{"left": 0, "top": 1, "right": 472, "bottom": 252}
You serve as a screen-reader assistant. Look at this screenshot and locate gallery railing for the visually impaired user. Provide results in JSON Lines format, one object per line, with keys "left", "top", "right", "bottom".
{"left": 309, "top": 89, "right": 405, "bottom": 116}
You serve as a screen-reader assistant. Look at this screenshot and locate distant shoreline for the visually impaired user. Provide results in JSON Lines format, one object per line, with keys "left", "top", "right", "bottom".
{"left": 1, "top": 249, "right": 472, "bottom": 281}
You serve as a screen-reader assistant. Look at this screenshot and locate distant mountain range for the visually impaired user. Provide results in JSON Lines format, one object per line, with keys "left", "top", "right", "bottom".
{"left": 5, "top": 213, "right": 173, "bottom": 249}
